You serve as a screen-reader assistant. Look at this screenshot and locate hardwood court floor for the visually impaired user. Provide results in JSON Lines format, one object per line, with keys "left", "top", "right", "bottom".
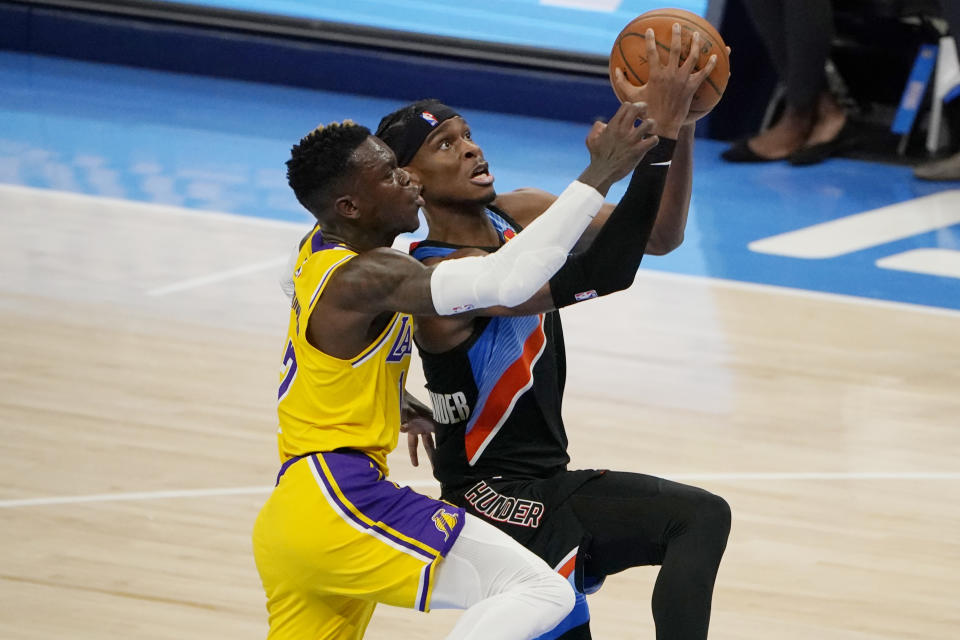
{"left": 1, "top": 184, "right": 958, "bottom": 639}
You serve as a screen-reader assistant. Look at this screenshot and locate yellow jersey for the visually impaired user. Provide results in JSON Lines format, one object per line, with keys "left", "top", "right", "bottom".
{"left": 277, "top": 227, "right": 413, "bottom": 475}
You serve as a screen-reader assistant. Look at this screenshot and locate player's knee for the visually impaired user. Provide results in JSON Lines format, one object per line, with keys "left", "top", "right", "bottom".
{"left": 539, "top": 569, "right": 576, "bottom": 621}
{"left": 519, "top": 560, "right": 574, "bottom": 615}
{"left": 692, "top": 491, "right": 731, "bottom": 545}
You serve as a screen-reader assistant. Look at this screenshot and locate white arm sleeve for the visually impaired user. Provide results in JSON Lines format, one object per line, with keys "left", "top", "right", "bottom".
{"left": 279, "top": 244, "right": 299, "bottom": 301}
{"left": 430, "top": 180, "right": 603, "bottom": 315}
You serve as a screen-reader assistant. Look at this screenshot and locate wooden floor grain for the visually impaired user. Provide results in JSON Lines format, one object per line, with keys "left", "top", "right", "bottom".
{"left": 2, "top": 185, "right": 958, "bottom": 639}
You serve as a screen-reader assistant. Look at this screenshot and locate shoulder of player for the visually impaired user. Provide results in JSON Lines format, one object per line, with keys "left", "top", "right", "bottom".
{"left": 494, "top": 188, "right": 558, "bottom": 227}
{"left": 321, "top": 248, "right": 423, "bottom": 300}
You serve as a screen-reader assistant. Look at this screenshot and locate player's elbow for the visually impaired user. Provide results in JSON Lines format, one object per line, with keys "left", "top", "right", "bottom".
{"left": 645, "top": 229, "right": 684, "bottom": 256}
{"left": 594, "top": 270, "right": 637, "bottom": 297}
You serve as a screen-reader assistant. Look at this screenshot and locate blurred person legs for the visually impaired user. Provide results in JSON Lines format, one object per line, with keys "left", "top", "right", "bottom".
{"left": 914, "top": 150, "right": 960, "bottom": 180}
{"left": 722, "top": 0, "right": 849, "bottom": 164}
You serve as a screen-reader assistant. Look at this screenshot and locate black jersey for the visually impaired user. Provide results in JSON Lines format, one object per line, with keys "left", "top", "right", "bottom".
{"left": 410, "top": 206, "right": 570, "bottom": 490}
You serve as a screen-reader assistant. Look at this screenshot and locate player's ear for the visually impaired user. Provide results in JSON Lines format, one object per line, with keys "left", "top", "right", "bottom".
{"left": 334, "top": 194, "right": 360, "bottom": 220}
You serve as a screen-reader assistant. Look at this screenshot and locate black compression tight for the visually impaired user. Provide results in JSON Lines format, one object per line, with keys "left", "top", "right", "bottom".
{"left": 560, "top": 471, "right": 731, "bottom": 640}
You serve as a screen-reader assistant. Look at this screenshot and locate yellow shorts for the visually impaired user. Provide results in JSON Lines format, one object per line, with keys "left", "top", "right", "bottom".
{"left": 252, "top": 451, "right": 465, "bottom": 640}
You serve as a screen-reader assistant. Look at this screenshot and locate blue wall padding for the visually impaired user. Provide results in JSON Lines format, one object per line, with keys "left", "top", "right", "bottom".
{"left": 0, "top": 1, "right": 621, "bottom": 123}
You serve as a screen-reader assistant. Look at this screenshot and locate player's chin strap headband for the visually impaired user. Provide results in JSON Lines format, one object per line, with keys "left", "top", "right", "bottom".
{"left": 377, "top": 103, "right": 461, "bottom": 166}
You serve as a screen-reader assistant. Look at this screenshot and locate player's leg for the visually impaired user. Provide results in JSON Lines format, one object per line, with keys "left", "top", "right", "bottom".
{"left": 254, "top": 451, "right": 451, "bottom": 639}
{"left": 260, "top": 588, "right": 375, "bottom": 640}
{"left": 431, "top": 513, "right": 575, "bottom": 640}
{"left": 568, "top": 472, "right": 731, "bottom": 640}
{"left": 537, "top": 591, "right": 591, "bottom": 639}
{"left": 253, "top": 465, "right": 377, "bottom": 640}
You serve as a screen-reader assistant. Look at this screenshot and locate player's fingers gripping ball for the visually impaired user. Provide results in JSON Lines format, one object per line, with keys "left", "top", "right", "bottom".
{"left": 609, "top": 8, "right": 730, "bottom": 118}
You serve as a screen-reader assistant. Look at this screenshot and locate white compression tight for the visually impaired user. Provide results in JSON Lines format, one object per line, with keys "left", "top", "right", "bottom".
{"left": 431, "top": 513, "right": 574, "bottom": 639}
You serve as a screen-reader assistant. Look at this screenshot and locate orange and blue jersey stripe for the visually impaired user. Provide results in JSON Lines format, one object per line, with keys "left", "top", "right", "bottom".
{"left": 463, "top": 313, "right": 547, "bottom": 464}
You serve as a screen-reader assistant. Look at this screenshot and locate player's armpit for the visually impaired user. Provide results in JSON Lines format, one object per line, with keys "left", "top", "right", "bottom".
{"left": 494, "top": 191, "right": 625, "bottom": 254}
{"left": 493, "top": 188, "right": 557, "bottom": 228}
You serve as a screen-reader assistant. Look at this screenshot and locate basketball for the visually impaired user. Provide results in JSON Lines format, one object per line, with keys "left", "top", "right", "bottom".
{"left": 609, "top": 8, "right": 730, "bottom": 118}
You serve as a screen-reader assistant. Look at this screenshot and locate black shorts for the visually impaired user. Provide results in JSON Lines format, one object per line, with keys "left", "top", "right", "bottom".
{"left": 444, "top": 469, "right": 724, "bottom": 594}
{"left": 442, "top": 469, "right": 606, "bottom": 594}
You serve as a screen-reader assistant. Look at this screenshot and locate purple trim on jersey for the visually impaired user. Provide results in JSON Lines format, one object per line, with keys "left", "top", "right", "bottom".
{"left": 465, "top": 314, "right": 542, "bottom": 435}
{"left": 351, "top": 313, "right": 401, "bottom": 367}
{"left": 308, "top": 253, "right": 355, "bottom": 309}
{"left": 417, "top": 565, "right": 432, "bottom": 612}
{"left": 314, "top": 451, "right": 465, "bottom": 558}
{"left": 310, "top": 228, "right": 340, "bottom": 253}
{"left": 310, "top": 454, "right": 434, "bottom": 561}
{"left": 275, "top": 454, "right": 307, "bottom": 485}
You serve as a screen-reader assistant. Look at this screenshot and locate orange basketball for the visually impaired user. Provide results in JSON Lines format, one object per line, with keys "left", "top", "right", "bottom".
{"left": 609, "top": 8, "right": 730, "bottom": 118}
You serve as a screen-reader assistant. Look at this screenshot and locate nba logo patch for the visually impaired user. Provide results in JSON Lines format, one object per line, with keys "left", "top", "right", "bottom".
{"left": 420, "top": 111, "right": 439, "bottom": 126}
{"left": 574, "top": 289, "right": 598, "bottom": 301}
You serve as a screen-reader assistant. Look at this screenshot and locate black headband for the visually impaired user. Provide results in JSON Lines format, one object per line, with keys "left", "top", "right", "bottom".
{"left": 377, "top": 102, "right": 461, "bottom": 166}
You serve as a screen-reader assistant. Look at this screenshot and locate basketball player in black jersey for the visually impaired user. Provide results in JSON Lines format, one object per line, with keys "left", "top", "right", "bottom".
{"left": 264, "top": 103, "right": 665, "bottom": 639}
{"left": 377, "top": 27, "right": 731, "bottom": 640}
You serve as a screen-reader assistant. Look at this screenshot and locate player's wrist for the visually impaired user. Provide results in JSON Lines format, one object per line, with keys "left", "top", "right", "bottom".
{"left": 640, "top": 137, "right": 677, "bottom": 166}
{"left": 651, "top": 119, "right": 683, "bottom": 139}
{"left": 577, "top": 166, "right": 616, "bottom": 196}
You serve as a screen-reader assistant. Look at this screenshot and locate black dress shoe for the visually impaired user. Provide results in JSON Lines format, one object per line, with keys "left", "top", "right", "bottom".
{"left": 720, "top": 138, "right": 783, "bottom": 163}
{"left": 788, "top": 122, "right": 857, "bottom": 166}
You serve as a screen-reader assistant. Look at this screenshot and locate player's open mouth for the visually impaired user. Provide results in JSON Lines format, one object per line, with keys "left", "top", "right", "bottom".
{"left": 469, "top": 162, "right": 494, "bottom": 186}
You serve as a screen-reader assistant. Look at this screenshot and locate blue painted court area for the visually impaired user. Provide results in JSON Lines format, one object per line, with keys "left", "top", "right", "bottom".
{"left": 157, "top": 0, "right": 708, "bottom": 56}
{"left": 1, "top": 51, "right": 957, "bottom": 311}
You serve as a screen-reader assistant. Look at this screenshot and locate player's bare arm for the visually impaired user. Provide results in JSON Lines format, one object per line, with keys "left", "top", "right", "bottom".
{"left": 414, "top": 103, "right": 661, "bottom": 353}
{"left": 309, "top": 101, "right": 656, "bottom": 359}
{"left": 401, "top": 390, "right": 437, "bottom": 467}
{"left": 305, "top": 249, "right": 437, "bottom": 359}
{"left": 498, "top": 24, "right": 718, "bottom": 255}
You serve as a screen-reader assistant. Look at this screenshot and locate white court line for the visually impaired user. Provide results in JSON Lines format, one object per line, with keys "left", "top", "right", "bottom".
{"left": 8, "top": 184, "right": 959, "bottom": 315}
{"left": 0, "top": 486, "right": 271, "bottom": 508}
{"left": 876, "top": 248, "right": 960, "bottom": 279}
{"left": 2, "top": 473, "right": 958, "bottom": 508}
{"left": 666, "top": 472, "right": 960, "bottom": 481}
{"left": 0, "top": 183, "right": 309, "bottom": 231}
{"left": 0, "top": 481, "right": 433, "bottom": 508}
{"left": 146, "top": 256, "right": 289, "bottom": 296}
{"left": 637, "top": 269, "right": 960, "bottom": 319}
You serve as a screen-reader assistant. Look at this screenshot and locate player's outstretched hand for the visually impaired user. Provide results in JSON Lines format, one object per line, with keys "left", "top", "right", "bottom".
{"left": 401, "top": 415, "right": 436, "bottom": 468}
{"left": 611, "top": 23, "right": 720, "bottom": 135}
{"left": 578, "top": 100, "right": 659, "bottom": 195}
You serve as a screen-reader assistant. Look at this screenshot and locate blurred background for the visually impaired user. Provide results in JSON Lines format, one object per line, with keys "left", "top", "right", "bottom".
{"left": 1, "top": 1, "right": 958, "bottom": 639}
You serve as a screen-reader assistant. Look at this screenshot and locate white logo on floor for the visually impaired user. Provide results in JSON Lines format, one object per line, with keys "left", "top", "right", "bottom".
{"left": 748, "top": 190, "right": 960, "bottom": 279}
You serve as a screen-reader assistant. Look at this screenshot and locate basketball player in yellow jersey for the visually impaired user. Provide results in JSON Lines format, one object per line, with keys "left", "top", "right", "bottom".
{"left": 252, "top": 106, "right": 660, "bottom": 639}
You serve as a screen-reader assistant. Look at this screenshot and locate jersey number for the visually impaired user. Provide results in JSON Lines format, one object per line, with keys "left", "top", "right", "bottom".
{"left": 278, "top": 339, "right": 298, "bottom": 402}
